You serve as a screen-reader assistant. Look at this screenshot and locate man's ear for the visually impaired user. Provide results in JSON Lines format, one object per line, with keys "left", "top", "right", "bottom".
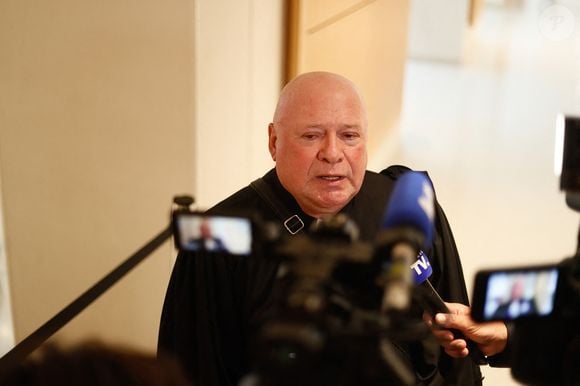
{"left": 268, "top": 123, "right": 276, "bottom": 161}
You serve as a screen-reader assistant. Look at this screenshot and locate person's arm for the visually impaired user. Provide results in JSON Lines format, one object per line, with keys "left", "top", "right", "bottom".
{"left": 425, "top": 302, "right": 510, "bottom": 364}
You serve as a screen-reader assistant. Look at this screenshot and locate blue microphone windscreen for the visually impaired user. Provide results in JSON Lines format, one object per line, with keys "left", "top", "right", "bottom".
{"left": 382, "top": 171, "right": 435, "bottom": 245}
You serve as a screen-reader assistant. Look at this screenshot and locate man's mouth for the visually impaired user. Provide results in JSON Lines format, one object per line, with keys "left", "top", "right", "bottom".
{"left": 318, "top": 175, "right": 344, "bottom": 181}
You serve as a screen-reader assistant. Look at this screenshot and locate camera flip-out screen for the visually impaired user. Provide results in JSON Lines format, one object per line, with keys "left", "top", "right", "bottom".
{"left": 472, "top": 265, "right": 560, "bottom": 322}
{"left": 173, "top": 213, "right": 253, "bottom": 255}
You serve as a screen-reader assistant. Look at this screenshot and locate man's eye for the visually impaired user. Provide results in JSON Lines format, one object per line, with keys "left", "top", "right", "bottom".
{"left": 342, "top": 132, "right": 360, "bottom": 141}
{"left": 302, "top": 133, "right": 319, "bottom": 140}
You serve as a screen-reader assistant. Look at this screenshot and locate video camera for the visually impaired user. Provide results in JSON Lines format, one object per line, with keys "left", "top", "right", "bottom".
{"left": 171, "top": 210, "right": 431, "bottom": 386}
{"left": 251, "top": 214, "right": 436, "bottom": 386}
{"left": 471, "top": 115, "right": 580, "bottom": 386}
{"left": 471, "top": 258, "right": 579, "bottom": 385}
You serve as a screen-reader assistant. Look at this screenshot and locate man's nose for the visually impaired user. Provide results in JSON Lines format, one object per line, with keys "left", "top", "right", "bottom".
{"left": 318, "top": 134, "right": 343, "bottom": 163}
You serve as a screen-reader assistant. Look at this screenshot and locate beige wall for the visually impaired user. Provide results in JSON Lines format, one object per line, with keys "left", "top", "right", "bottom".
{"left": 0, "top": 0, "right": 198, "bottom": 351}
{"left": 194, "top": 0, "right": 284, "bottom": 209}
{"left": 0, "top": 0, "right": 284, "bottom": 353}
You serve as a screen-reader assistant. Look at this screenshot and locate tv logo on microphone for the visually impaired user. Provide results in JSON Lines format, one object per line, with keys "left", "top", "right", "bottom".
{"left": 411, "top": 251, "right": 433, "bottom": 283}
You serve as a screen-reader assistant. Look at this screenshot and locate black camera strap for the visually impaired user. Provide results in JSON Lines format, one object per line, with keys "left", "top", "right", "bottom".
{"left": 250, "top": 178, "right": 304, "bottom": 234}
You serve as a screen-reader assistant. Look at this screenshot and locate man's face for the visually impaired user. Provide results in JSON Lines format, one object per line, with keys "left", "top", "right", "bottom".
{"left": 269, "top": 78, "right": 368, "bottom": 218}
{"left": 511, "top": 279, "right": 525, "bottom": 300}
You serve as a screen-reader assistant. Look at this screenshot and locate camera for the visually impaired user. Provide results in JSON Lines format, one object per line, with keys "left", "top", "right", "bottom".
{"left": 471, "top": 257, "right": 579, "bottom": 385}
{"left": 171, "top": 210, "right": 432, "bottom": 386}
{"left": 470, "top": 115, "right": 580, "bottom": 386}
{"left": 246, "top": 214, "right": 430, "bottom": 386}
{"left": 172, "top": 211, "right": 254, "bottom": 255}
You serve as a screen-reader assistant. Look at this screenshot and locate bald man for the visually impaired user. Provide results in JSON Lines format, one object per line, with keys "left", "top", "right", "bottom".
{"left": 159, "top": 72, "right": 482, "bottom": 386}
{"left": 269, "top": 72, "right": 368, "bottom": 218}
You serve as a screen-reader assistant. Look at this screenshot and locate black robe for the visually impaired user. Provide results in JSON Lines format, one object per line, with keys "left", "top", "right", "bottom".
{"left": 158, "top": 166, "right": 483, "bottom": 386}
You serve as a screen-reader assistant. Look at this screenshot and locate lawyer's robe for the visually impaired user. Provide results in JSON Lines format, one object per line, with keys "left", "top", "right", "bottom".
{"left": 158, "top": 166, "right": 483, "bottom": 386}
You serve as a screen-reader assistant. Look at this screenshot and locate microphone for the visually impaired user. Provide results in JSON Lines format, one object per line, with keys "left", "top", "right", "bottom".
{"left": 410, "top": 251, "right": 470, "bottom": 319}
{"left": 411, "top": 251, "right": 488, "bottom": 364}
{"left": 377, "top": 171, "right": 487, "bottom": 363}
{"left": 377, "top": 171, "right": 435, "bottom": 312}
{"left": 410, "top": 250, "right": 448, "bottom": 315}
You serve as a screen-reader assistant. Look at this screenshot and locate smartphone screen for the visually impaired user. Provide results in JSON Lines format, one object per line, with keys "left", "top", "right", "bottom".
{"left": 173, "top": 213, "right": 253, "bottom": 255}
{"left": 472, "top": 265, "right": 560, "bottom": 322}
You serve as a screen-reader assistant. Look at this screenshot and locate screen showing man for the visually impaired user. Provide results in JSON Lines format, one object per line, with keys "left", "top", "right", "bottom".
{"left": 483, "top": 268, "right": 559, "bottom": 321}
{"left": 176, "top": 215, "right": 252, "bottom": 255}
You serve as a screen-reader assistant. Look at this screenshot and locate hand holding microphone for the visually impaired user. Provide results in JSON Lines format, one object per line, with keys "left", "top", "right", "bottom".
{"left": 425, "top": 302, "right": 508, "bottom": 359}
{"left": 407, "top": 250, "right": 488, "bottom": 364}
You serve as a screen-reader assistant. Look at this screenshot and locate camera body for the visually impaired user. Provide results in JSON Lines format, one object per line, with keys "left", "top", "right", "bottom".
{"left": 172, "top": 211, "right": 431, "bottom": 386}
{"left": 471, "top": 256, "right": 580, "bottom": 385}
{"left": 255, "top": 215, "right": 441, "bottom": 386}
